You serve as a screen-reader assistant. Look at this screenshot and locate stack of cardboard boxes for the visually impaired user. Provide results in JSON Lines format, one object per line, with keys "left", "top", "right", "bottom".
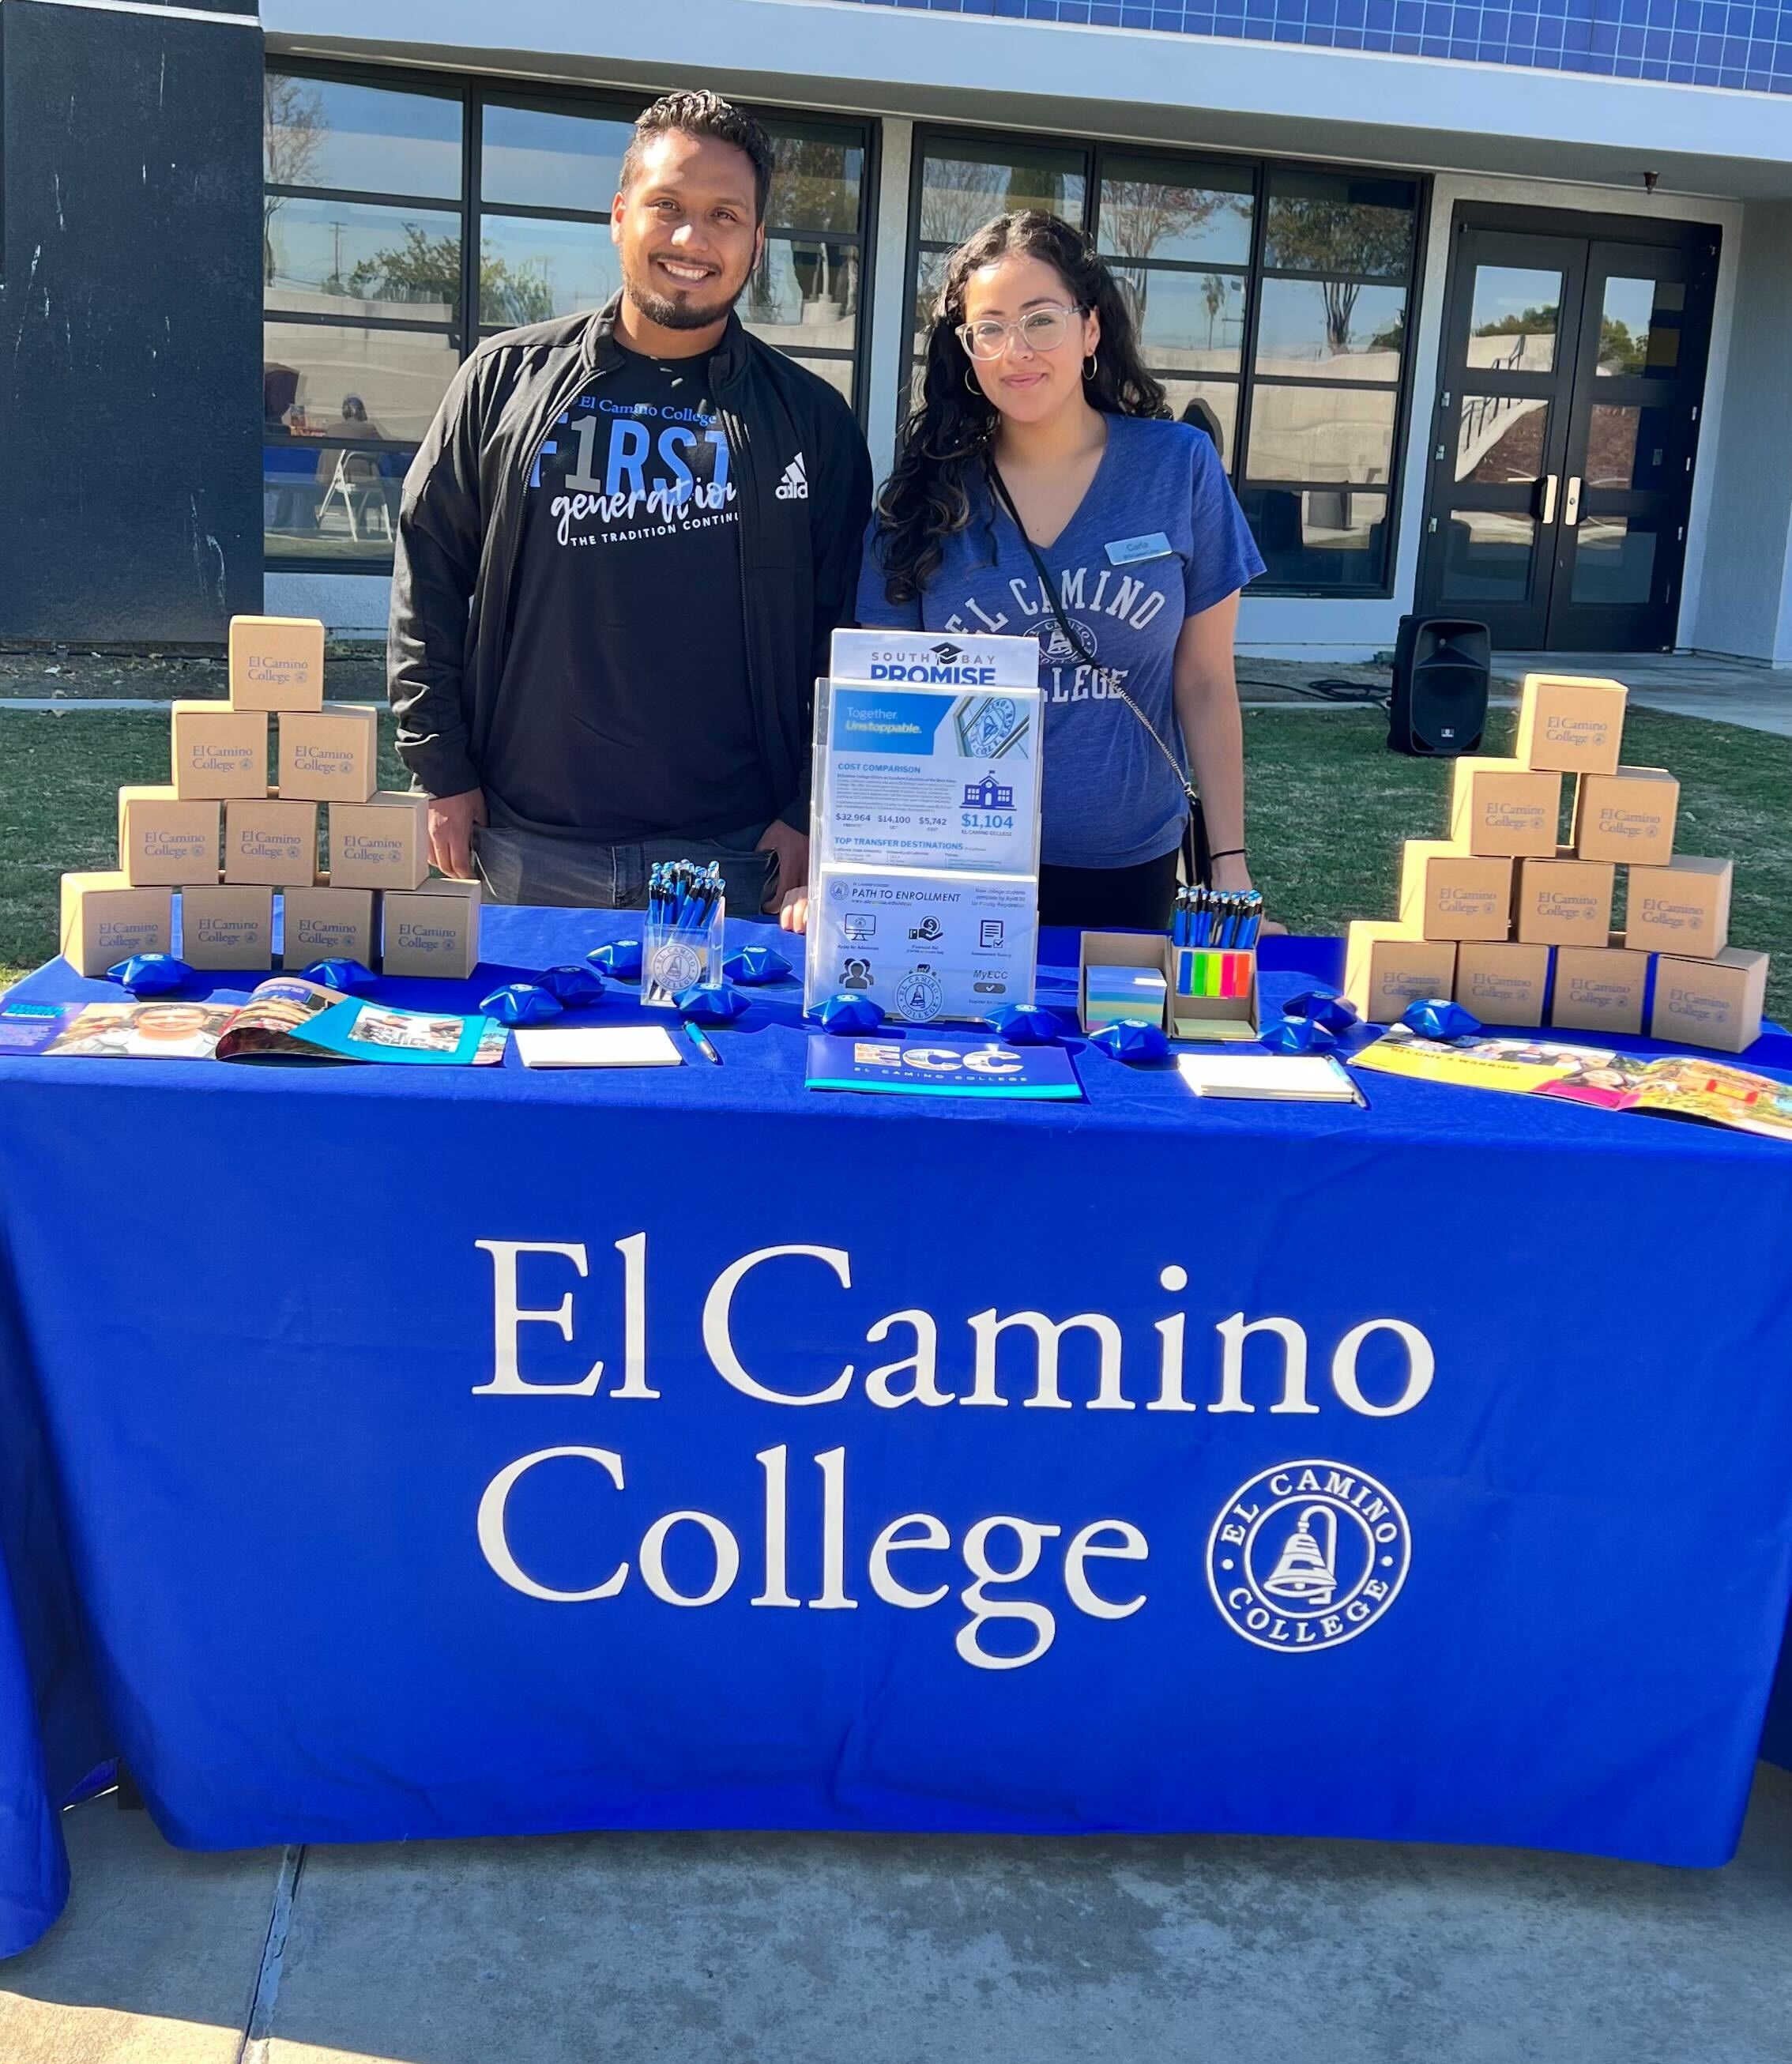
{"left": 1344, "top": 673, "right": 1769, "bottom": 1052}
{"left": 59, "top": 616, "right": 481, "bottom": 981}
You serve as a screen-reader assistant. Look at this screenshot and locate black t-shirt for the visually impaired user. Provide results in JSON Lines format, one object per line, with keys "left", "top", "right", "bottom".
{"left": 486, "top": 343, "right": 776, "bottom": 842}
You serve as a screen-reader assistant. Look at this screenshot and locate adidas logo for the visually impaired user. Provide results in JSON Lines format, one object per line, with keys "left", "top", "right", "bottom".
{"left": 775, "top": 452, "right": 808, "bottom": 500}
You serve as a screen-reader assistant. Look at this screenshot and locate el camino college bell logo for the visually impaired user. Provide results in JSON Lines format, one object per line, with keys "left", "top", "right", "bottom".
{"left": 1206, "top": 1460, "right": 1410, "bottom": 1653}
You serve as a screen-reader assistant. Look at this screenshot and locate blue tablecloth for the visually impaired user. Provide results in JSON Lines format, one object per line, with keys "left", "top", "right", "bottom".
{"left": 2, "top": 907, "right": 1792, "bottom": 1958}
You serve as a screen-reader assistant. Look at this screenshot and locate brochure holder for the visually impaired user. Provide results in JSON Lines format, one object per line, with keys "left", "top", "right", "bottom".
{"left": 806, "top": 631, "right": 1045, "bottom": 1026}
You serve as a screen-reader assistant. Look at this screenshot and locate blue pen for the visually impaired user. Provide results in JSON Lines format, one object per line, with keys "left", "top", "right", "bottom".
{"left": 683, "top": 1020, "right": 722, "bottom": 1065}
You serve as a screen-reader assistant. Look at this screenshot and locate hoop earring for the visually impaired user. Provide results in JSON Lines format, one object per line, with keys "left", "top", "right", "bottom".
{"left": 1083, "top": 352, "right": 1099, "bottom": 380}
{"left": 964, "top": 366, "right": 982, "bottom": 396}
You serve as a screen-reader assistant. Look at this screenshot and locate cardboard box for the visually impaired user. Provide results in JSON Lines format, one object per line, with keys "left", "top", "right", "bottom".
{"left": 223, "top": 794, "right": 318, "bottom": 887}
{"left": 1342, "top": 922, "right": 1456, "bottom": 1024}
{"left": 807, "top": 864, "right": 1038, "bottom": 1023}
{"left": 58, "top": 872, "right": 172, "bottom": 978}
{"left": 1448, "top": 758, "right": 1563, "bottom": 859}
{"left": 277, "top": 704, "right": 379, "bottom": 804}
{"left": 170, "top": 702, "right": 269, "bottom": 800}
{"left": 328, "top": 791, "right": 430, "bottom": 891}
{"left": 1515, "top": 853, "right": 1616, "bottom": 946}
{"left": 1648, "top": 947, "right": 1770, "bottom": 1054}
{"left": 228, "top": 615, "right": 324, "bottom": 713}
{"left": 1071, "top": 930, "right": 1264, "bottom": 1040}
{"left": 1396, "top": 840, "right": 1515, "bottom": 943}
{"left": 282, "top": 880, "right": 376, "bottom": 968}
{"left": 179, "top": 883, "right": 274, "bottom": 971}
{"left": 1549, "top": 940, "right": 1651, "bottom": 1036}
{"left": 116, "top": 786, "right": 220, "bottom": 886}
{"left": 1573, "top": 765, "right": 1678, "bottom": 865}
{"left": 1514, "top": 673, "right": 1627, "bottom": 777}
{"left": 1624, "top": 855, "right": 1732, "bottom": 959}
{"left": 1453, "top": 940, "right": 1551, "bottom": 1027}
{"left": 381, "top": 876, "right": 483, "bottom": 979}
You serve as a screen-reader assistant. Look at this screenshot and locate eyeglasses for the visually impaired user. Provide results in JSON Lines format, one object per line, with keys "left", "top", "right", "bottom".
{"left": 956, "top": 305, "right": 1084, "bottom": 361}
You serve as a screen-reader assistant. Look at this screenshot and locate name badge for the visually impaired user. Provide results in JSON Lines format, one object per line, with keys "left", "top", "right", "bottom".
{"left": 1105, "top": 533, "right": 1174, "bottom": 566}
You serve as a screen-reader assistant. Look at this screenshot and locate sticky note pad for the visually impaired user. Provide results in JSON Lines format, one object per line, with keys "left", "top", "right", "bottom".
{"left": 1085, "top": 964, "right": 1166, "bottom": 1029}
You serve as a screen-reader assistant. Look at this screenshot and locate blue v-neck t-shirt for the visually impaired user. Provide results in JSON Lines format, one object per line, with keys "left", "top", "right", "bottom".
{"left": 855, "top": 415, "right": 1264, "bottom": 868}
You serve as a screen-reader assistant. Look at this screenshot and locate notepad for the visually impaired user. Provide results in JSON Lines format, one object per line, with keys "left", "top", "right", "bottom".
{"left": 1176, "top": 1053, "right": 1363, "bottom": 1103}
{"left": 514, "top": 1025, "right": 684, "bottom": 1069}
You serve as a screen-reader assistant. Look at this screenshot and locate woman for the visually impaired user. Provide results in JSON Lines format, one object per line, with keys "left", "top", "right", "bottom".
{"left": 829, "top": 209, "right": 1265, "bottom": 932}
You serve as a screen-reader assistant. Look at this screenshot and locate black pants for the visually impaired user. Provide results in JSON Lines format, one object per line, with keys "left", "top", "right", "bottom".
{"left": 1038, "top": 848, "right": 1180, "bottom": 931}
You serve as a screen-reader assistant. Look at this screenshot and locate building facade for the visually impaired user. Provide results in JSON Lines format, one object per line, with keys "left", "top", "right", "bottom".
{"left": 5, "top": 0, "right": 1792, "bottom": 661}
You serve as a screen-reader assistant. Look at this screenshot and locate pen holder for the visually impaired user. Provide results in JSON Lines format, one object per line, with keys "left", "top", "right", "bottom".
{"left": 1170, "top": 946, "right": 1259, "bottom": 1042}
{"left": 642, "top": 895, "right": 725, "bottom": 1008}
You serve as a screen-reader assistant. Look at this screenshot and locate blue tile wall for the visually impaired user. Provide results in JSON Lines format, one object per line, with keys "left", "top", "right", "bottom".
{"left": 843, "top": 0, "right": 1792, "bottom": 92}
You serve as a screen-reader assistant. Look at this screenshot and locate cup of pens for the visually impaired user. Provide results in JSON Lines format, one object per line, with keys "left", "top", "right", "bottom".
{"left": 1173, "top": 887, "right": 1263, "bottom": 1013}
{"left": 642, "top": 860, "right": 726, "bottom": 1008}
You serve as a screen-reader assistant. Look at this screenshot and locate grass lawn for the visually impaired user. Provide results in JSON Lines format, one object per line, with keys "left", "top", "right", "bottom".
{"left": 2, "top": 703, "right": 1787, "bottom": 1019}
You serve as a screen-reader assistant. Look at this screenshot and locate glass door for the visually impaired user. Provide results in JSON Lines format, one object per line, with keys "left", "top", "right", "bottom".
{"left": 1419, "top": 227, "right": 1586, "bottom": 649}
{"left": 1417, "top": 211, "right": 1717, "bottom": 652}
{"left": 1544, "top": 239, "right": 1712, "bottom": 650}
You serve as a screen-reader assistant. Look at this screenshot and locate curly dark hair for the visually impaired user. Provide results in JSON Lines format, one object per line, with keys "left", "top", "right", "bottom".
{"left": 620, "top": 89, "right": 775, "bottom": 223}
{"left": 872, "top": 211, "right": 1167, "bottom": 605}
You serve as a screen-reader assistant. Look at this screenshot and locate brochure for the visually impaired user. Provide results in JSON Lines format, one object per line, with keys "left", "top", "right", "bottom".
{"left": 1352, "top": 1025, "right": 1792, "bottom": 1143}
{"left": 807, "top": 864, "right": 1039, "bottom": 1024}
{"left": 805, "top": 1032, "right": 1082, "bottom": 1101}
{"left": 819, "top": 680, "right": 1042, "bottom": 876}
{"left": 6, "top": 980, "right": 502, "bottom": 1065}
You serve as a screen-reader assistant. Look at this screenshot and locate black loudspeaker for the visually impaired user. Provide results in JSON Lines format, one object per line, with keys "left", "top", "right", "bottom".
{"left": 1387, "top": 615, "right": 1491, "bottom": 758}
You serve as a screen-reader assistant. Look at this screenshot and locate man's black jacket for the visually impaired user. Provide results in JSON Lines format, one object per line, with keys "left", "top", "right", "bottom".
{"left": 388, "top": 297, "right": 873, "bottom": 833}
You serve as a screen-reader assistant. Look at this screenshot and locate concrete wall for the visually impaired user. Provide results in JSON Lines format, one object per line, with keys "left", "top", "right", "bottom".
{"left": 1688, "top": 202, "right": 1792, "bottom": 665}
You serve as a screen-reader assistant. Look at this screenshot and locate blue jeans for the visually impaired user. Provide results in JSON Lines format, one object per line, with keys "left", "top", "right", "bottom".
{"left": 472, "top": 820, "right": 777, "bottom": 917}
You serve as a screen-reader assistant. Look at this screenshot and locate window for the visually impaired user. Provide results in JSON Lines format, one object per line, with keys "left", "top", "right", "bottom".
{"left": 263, "top": 71, "right": 463, "bottom": 566}
{"left": 265, "top": 66, "right": 872, "bottom": 571}
{"left": 905, "top": 134, "right": 1424, "bottom": 595}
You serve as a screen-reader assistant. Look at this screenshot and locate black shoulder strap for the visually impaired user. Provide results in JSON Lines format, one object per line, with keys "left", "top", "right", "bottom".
{"left": 984, "top": 457, "right": 1209, "bottom": 883}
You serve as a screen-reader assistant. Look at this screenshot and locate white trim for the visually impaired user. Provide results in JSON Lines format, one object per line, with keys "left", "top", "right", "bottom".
{"left": 864, "top": 117, "right": 913, "bottom": 481}
{"left": 265, "top": 0, "right": 1792, "bottom": 196}
{"left": 8, "top": 0, "right": 262, "bottom": 24}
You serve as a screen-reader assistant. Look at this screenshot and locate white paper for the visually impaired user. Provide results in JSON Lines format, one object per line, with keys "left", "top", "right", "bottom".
{"left": 829, "top": 629, "right": 1041, "bottom": 689}
{"left": 514, "top": 1025, "right": 684, "bottom": 1069}
{"left": 1176, "top": 1053, "right": 1359, "bottom": 1102}
{"left": 818, "top": 677, "right": 1041, "bottom": 876}
{"left": 808, "top": 863, "right": 1038, "bottom": 1024}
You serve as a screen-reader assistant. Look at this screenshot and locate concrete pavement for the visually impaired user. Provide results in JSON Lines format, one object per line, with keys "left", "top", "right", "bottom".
{"left": 4, "top": 1768, "right": 1791, "bottom": 2063}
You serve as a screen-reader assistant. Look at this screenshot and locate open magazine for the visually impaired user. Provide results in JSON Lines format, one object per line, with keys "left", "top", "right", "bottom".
{"left": 0, "top": 977, "right": 503, "bottom": 1065}
{"left": 1352, "top": 1025, "right": 1792, "bottom": 1143}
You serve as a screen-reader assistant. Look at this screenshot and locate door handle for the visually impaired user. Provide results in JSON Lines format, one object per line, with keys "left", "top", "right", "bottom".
{"left": 1564, "top": 475, "right": 1582, "bottom": 527}
{"left": 1538, "top": 473, "right": 1558, "bottom": 525}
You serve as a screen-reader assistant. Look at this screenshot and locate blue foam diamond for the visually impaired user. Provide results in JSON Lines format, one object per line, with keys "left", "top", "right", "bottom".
{"left": 540, "top": 963, "right": 608, "bottom": 1006}
{"left": 817, "top": 992, "right": 884, "bottom": 1034}
{"left": 1261, "top": 1017, "right": 1338, "bottom": 1055}
{"left": 480, "top": 983, "right": 563, "bottom": 1026}
{"left": 300, "top": 958, "right": 377, "bottom": 993}
{"left": 1400, "top": 997, "right": 1481, "bottom": 1039}
{"left": 675, "top": 984, "right": 751, "bottom": 1025}
{"left": 988, "top": 1003, "right": 1062, "bottom": 1045}
{"left": 723, "top": 944, "right": 793, "bottom": 985}
{"left": 104, "top": 954, "right": 195, "bottom": 996}
{"left": 1089, "top": 1017, "right": 1170, "bottom": 1062}
{"left": 1283, "top": 989, "right": 1360, "bottom": 1034}
{"left": 588, "top": 939, "right": 643, "bottom": 980}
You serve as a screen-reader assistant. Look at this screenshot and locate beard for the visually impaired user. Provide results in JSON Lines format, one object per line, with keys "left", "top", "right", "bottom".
{"left": 623, "top": 265, "right": 744, "bottom": 333}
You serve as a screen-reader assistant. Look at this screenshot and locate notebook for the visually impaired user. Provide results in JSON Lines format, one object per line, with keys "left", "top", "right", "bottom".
{"left": 1176, "top": 1053, "right": 1363, "bottom": 1103}
{"left": 514, "top": 1025, "right": 684, "bottom": 1069}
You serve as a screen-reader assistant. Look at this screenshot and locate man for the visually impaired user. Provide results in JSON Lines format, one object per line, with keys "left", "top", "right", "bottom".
{"left": 389, "top": 89, "right": 872, "bottom": 915}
